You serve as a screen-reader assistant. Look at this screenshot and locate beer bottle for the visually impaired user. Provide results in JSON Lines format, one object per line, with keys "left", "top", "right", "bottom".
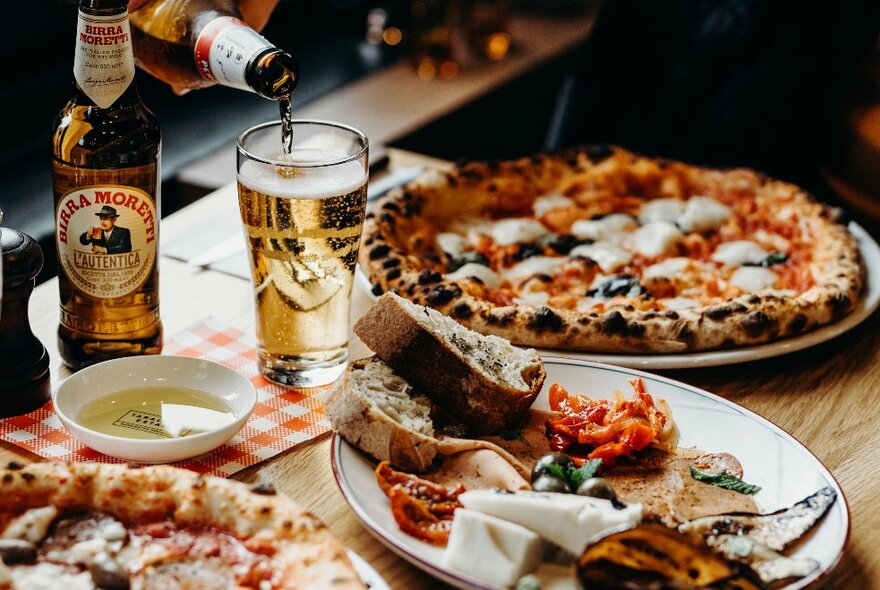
{"left": 129, "top": 0, "right": 299, "bottom": 100}
{"left": 52, "top": 0, "right": 162, "bottom": 370}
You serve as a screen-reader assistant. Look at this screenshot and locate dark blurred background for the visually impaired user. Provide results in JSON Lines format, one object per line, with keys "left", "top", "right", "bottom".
{"left": 4, "top": 0, "right": 880, "bottom": 285}
{"left": 3, "top": 0, "right": 404, "bottom": 284}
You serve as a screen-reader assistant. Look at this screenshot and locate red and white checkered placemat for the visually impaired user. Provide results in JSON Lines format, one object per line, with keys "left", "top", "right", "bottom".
{"left": 0, "top": 319, "right": 331, "bottom": 477}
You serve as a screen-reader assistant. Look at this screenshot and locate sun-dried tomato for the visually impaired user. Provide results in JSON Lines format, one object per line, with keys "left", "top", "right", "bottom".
{"left": 375, "top": 462, "right": 464, "bottom": 547}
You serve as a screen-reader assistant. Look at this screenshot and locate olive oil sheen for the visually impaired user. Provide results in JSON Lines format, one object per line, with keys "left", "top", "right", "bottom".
{"left": 77, "top": 387, "right": 234, "bottom": 440}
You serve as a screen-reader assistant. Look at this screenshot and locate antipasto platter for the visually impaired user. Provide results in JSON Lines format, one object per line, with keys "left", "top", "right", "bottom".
{"left": 330, "top": 293, "right": 848, "bottom": 590}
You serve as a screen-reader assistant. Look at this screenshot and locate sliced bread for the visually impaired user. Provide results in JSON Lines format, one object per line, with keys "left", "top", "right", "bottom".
{"left": 326, "top": 357, "right": 439, "bottom": 472}
{"left": 353, "top": 293, "right": 545, "bottom": 434}
{"left": 327, "top": 357, "right": 531, "bottom": 479}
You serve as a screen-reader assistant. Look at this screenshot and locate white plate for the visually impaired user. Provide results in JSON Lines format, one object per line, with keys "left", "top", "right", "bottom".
{"left": 348, "top": 550, "right": 391, "bottom": 590}
{"left": 356, "top": 222, "right": 880, "bottom": 369}
{"left": 331, "top": 359, "right": 849, "bottom": 590}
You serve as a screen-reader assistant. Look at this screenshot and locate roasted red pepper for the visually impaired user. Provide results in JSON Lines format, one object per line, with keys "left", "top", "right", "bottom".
{"left": 545, "top": 378, "right": 676, "bottom": 465}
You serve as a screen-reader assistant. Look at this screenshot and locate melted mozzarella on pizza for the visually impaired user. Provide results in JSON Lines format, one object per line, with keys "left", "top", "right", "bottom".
{"left": 642, "top": 257, "right": 692, "bottom": 280}
{"left": 677, "top": 196, "right": 733, "bottom": 232}
{"left": 533, "top": 194, "right": 574, "bottom": 217}
{"left": 10, "top": 563, "right": 93, "bottom": 589}
{"left": 504, "top": 257, "right": 567, "bottom": 281}
{"left": 639, "top": 198, "right": 686, "bottom": 224}
{"left": 437, "top": 232, "right": 470, "bottom": 257}
{"left": 570, "top": 243, "right": 632, "bottom": 273}
{"left": 446, "top": 263, "right": 502, "bottom": 289}
{"left": 488, "top": 219, "right": 548, "bottom": 246}
{"left": 436, "top": 183, "right": 816, "bottom": 313}
{"left": 0, "top": 510, "right": 275, "bottom": 589}
{"left": 570, "top": 214, "right": 636, "bottom": 243}
{"left": 712, "top": 241, "right": 768, "bottom": 266}
{"left": 730, "top": 267, "right": 779, "bottom": 291}
{"left": 629, "top": 221, "right": 682, "bottom": 258}
{"left": 3, "top": 507, "right": 57, "bottom": 543}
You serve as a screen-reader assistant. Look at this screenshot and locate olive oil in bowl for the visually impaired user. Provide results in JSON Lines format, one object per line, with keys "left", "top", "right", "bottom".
{"left": 77, "top": 387, "right": 235, "bottom": 440}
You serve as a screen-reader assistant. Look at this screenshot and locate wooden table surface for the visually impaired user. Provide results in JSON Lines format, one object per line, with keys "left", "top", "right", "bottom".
{"left": 16, "top": 149, "right": 880, "bottom": 589}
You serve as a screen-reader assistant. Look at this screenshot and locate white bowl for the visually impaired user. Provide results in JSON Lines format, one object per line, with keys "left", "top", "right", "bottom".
{"left": 53, "top": 356, "right": 257, "bottom": 463}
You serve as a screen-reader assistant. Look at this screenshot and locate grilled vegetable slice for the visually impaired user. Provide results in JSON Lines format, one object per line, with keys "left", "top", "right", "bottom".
{"left": 678, "top": 487, "right": 836, "bottom": 552}
{"left": 577, "top": 523, "right": 765, "bottom": 589}
{"left": 711, "top": 535, "right": 818, "bottom": 584}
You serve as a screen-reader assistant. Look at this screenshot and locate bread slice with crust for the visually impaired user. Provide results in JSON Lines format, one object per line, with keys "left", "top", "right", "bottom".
{"left": 326, "top": 357, "right": 439, "bottom": 472}
{"left": 354, "top": 293, "right": 545, "bottom": 434}
{"left": 327, "top": 357, "right": 532, "bottom": 478}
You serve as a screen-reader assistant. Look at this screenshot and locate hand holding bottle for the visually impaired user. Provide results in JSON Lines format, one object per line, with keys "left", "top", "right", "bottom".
{"left": 127, "top": 0, "right": 279, "bottom": 29}
{"left": 126, "top": 0, "right": 291, "bottom": 96}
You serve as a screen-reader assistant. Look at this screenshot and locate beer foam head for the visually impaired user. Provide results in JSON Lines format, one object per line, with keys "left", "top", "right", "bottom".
{"left": 239, "top": 148, "right": 367, "bottom": 199}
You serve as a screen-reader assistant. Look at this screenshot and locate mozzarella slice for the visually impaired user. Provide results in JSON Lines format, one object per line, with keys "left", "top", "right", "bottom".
{"left": 712, "top": 241, "right": 769, "bottom": 267}
{"left": 445, "top": 263, "right": 502, "bottom": 289}
{"left": 730, "top": 267, "right": 779, "bottom": 292}
{"left": 642, "top": 257, "right": 691, "bottom": 280}
{"left": 570, "top": 242, "right": 632, "bottom": 273}
{"left": 436, "top": 232, "right": 469, "bottom": 257}
{"left": 629, "top": 221, "right": 683, "bottom": 258}
{"left": 639, "top": 198, "right": 686, "bottom": 223}
{"left": 443, "top": 509, "right": 545, "bottom": 588}
{"left": 533, "top": 194, "right": 574, "bottom": 217}
{"left": 490, "top": 218, "right": 548, "bottom": 246}
{"left": 503, "top": 256, "right": 566, "bottom": 281}
{"left": 678, "top": 196, "right": 733, "bottom": 233}
{"left": 459, "top": 489, "right": 642, "bottom": 555}
{"left": 570, "top": 214, "right": 637, "bottom": 243}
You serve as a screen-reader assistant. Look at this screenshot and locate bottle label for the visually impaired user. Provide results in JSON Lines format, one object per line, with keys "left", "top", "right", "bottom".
{"left": 55, "top": 185, "right": 158, "bottom": 300}
{"left": 194, "top": 16, "right": 273, "bottom": 91}
{"left": 73, "top": 10, "right": 136, "bottom": 108}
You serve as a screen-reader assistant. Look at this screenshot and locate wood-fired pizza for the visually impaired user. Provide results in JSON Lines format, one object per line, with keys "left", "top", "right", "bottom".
{"left": 361, "top": 146, "right": 864, "bottom": 353}
{"left": 0, "top": 462, "right": 365, "bottom": 589}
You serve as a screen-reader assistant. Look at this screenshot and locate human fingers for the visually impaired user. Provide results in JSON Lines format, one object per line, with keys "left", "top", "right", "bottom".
{"left": 239, "top": 0, "right": 281, "bottom": 31}
{"left": 128, "top": 0, "right": 150, "bottom": 11}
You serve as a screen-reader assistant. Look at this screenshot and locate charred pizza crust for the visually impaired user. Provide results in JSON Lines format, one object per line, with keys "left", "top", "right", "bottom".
{"left": 0, "top": 461, "right": 364, "bottom": 589}
{"left": 361, "top": 146, "right": 864, "bottom": 353}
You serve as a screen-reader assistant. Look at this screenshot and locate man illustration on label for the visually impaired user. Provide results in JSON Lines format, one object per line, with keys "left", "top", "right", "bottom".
{"left": 79, "top": 205, "right": 132, "bottom": 254}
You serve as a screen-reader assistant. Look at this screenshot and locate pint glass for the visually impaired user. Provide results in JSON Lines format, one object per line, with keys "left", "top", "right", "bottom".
{"left": 236, "top": 120, "right": 369, "bottom": 387}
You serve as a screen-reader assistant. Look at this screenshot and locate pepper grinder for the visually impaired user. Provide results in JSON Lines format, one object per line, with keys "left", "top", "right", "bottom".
{"left": 0, "top": 226, "right": 51, "bottom": 416}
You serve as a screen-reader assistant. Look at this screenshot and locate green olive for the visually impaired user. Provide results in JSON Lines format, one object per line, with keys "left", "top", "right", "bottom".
{"left": 531, "top": 452, "right": 572, "bottom": 483}
{"left": 531, "top": 475, "right": 572, "bottom": 493}
{"left": 576, "top": 477, "right": 618, "bottom": 502}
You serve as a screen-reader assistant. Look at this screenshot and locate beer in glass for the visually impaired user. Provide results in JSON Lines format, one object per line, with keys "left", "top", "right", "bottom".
{"left": 236, "top": 120, "right": 368, "bottom": 387}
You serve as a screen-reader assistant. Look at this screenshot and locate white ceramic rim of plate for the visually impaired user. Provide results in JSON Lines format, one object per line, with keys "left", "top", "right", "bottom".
{"left": 331, "top": 359, "right": 851, "bottom": 590}
{"left": 347, "top": 550, "right": 391, "bottom": 590}
{"left": 52, "top": 355, "right": 256, "bottom": 447}
{"left": 355, "top": 221, "right": 880, "bottom": 369}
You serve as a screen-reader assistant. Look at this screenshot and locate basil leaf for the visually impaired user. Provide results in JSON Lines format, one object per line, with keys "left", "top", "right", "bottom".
{"left": 763, "top": 251, "right": 788, "bottom": 267}
{"left": 545, "top": 464, "right": 568, "bottom": 481}
{"left": 690, "top": 466, "right": 762, "bottom": 495}
{"left": 587, "top": 275, "right": 646, "bottom": 299}
{"left": 747, "top": 251, "right": 788, "bottom": 268}
{"left": 568, "top": 459, "right": 603, "bottom": 489}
